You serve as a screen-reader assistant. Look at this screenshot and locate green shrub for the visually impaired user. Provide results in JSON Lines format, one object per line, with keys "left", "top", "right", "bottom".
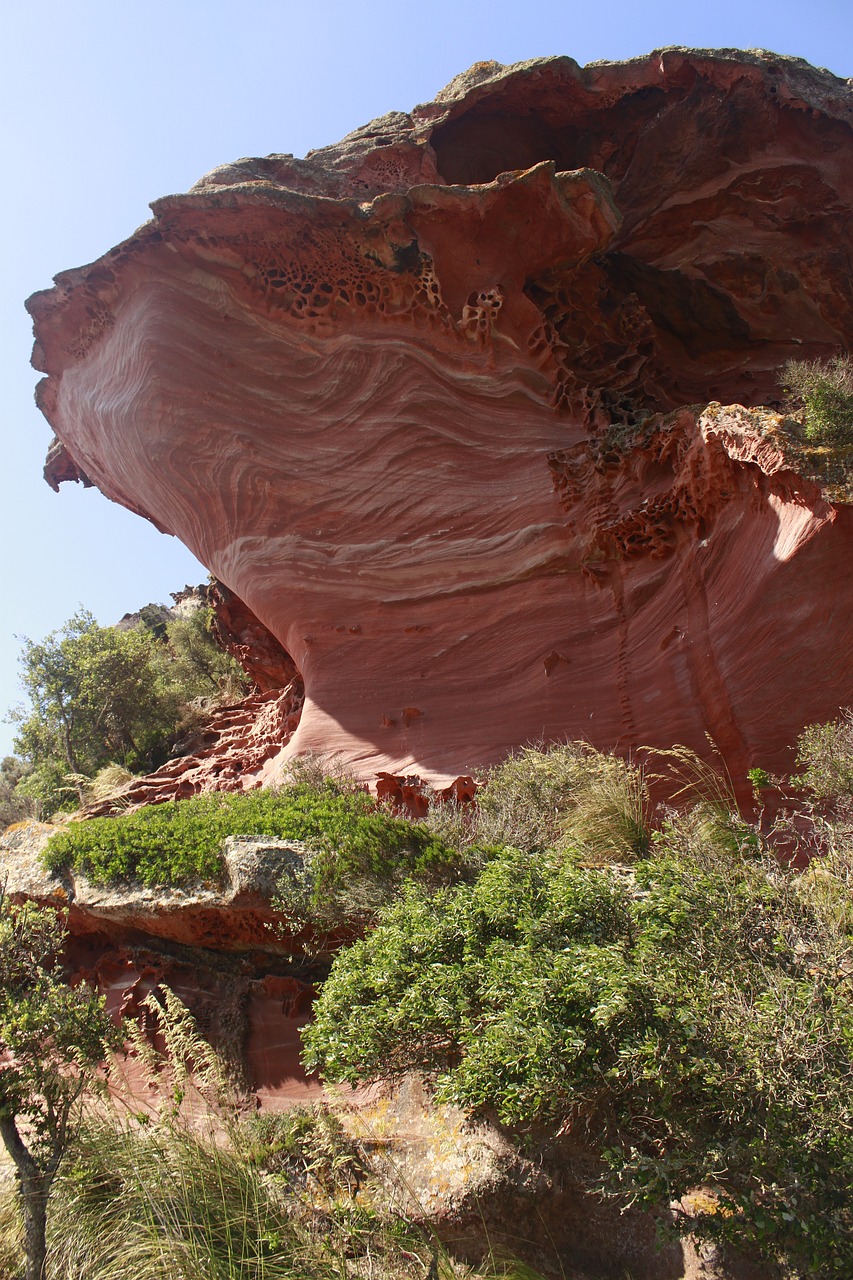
{"left": 780, "top": 355, "right": 853, "bottom": 446}
{"left": 304, "top": 834, "right": 853, "bottom": 1277}
{"left": 43, "top": 781, "right": 457, "bottom": 894}
{"left": 794, "top": 709, "right": 853, "bottom": 802}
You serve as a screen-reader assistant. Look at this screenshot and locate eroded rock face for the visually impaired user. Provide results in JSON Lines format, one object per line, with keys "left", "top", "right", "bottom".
{"left": 85, "top": 684, "right": 305, "bottom": 814}
{"left": 0, "top": 822, "right": 324, "bottom": 1101}
{"left": 28, "top": 49, "right": 853, "bottom": 788}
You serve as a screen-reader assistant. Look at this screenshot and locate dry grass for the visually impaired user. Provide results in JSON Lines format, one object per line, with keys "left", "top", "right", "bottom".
{"left": 39, "top": 990, "right": 552, "bottom": 1280}
{"left": 0, "top": 1168, "right": 21, "bottom": 1279}
{"left": 425, "top": 743, "right": 651, "bottom": 864}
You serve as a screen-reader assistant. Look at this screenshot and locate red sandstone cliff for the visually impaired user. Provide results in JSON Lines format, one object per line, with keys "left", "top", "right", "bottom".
{"left": 27, "top": 49, "right": 853, "bottom": 791}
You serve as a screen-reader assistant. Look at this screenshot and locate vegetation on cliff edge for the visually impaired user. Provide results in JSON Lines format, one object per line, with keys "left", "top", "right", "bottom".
{"left": 3, "top": 602, "right": 248, "bottom": 822}
{"left": 304, "top": 727, "right": 853, "bottom": 1280}
{"left": 42, "top": 780, "right": 457, "bottom": 908}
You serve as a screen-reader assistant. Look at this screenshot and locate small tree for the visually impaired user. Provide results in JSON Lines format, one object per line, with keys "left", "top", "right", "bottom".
{"left": 7, "top": 607, "right": 250, "bottom": 818}
{"left": 155, "top": 606, "right": 249, "bottom": 705}
{"left": 11, "top": 612, "right": 174, "bottom": 811}
{"left": 0, "top": 892, "right": 118, "bottom": 1279}
{"left": 0, "top": 758, "right": 34, "bottom": 830}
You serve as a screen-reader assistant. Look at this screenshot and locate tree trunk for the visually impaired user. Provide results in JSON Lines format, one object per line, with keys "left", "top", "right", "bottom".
{"left": 19, "top": 1182, "right": 48, "bottom": 1280}
{"left": 59, "top": 713, "right": 87, "bottom": 805}
{"left": 0, "top": 1116, "right": 49, "bottom": 1280}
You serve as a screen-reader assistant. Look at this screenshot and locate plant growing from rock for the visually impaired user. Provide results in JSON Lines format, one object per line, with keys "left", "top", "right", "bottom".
{"left": 43, "top": 780, "right": 458, "bottom": 905}
{"left": 780, "top": 354, "right": 853, "bottom": 446}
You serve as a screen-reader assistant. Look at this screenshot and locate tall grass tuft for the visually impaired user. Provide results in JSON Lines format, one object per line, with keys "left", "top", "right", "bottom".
{"left": 42, "top": 988, "right": 551, "bottom": 1280}
{"left": 558, "top": 750, "right": 650, "bottom": 863}
{"left": 0, "top": 1176, "right": 21, "bottom": 1277}
{"left": 46, "top": 1111, "right": 551, "bottom": 1280}
{"left": 425, "top": 742, "right": 651, "bottom": 863}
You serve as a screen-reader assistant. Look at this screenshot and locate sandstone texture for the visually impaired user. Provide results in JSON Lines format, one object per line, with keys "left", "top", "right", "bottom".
{"left": 0, "top": 821, "right": 323, "bottom": 1101}
{"left": 28, "top": 49, "right": 853, "bottom": 791}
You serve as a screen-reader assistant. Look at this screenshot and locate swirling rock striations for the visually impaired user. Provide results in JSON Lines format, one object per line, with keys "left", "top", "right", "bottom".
{"left": 28, "top": 49, "right": 853, "bottom": 790}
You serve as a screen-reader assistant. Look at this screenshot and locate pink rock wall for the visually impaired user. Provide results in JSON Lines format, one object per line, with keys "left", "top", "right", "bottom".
{"left": 27, "top": 50, "right": 853, "bottom": 792}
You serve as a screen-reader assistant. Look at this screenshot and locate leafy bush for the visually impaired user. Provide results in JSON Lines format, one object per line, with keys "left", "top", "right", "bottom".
{"left": 152, "top": 604, "right": 249, "bottom": 707}
{"left": 794, "top": 709, "right": 853, "bottom": 802}
{"left": 304, "top": 830, "right": 853, "bottom": 1276}
{"left": 780, "top": 354, "right": 853, "bottom": 446}
{"left": 43, "top": 782, "right": 457, "bottom": 894}
{"left": 0, "top": 754, "right": 37, "bottom": 827}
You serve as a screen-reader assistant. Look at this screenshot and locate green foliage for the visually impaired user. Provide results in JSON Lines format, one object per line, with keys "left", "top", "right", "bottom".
{"left": 0, "top": 895, "right": 117, "bottom": 1152}
{"left": 243, "top": 1105, "right": 366, "bottom": 1194}
{"left": 43, "top": 781, "right": 457, "bottom": 896}
{"left": 151, "top": 604, "right": 249, "bottom": 712}
{"left": 43, "top": 794, "right": 227, "bottom": 886}
{"left": 794, "top": 710, "right": 853, "bottom": 801}
{"left": 305, "top": 830, "right": 853, "bottom": 1277}
{"left": 780, "top": 354, "right": 853, "bottom": 446}
{"left": 0, "top": 755, "right": 35, "bottom": 828}
{"left": 0, "top": 893, "right": 119, "bottom": 1280}
{"left": 11, "top": 611, "right": 175, "bottom": 813}
{"left": 26, "top": 612, "right": 161, "bottom": 761}
{"left": 5, "top": 604, "right": 249, "bottom": 821}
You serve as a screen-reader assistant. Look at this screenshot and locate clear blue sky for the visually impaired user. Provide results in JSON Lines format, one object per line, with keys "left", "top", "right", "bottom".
{"left": 2, "top": 0, "right": 851, "bottom": 755}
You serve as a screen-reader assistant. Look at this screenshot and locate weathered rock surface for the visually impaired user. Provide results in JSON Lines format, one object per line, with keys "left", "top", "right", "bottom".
{"left": 356, "top": 1079, "right": 773, "bottom": 1280}
{"left": 28, "top": 49, "right": 853, "bottom": 790}
{"left": 86, "top": 683, "right": 305, "bottom": 814}
{"left": 0, "top": 821, "right": 324, "bottom": 1099}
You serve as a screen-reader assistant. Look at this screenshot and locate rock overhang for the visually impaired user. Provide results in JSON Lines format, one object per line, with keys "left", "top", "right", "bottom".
{"left": 26, "top": 48, "right": 853, "bottom": 790}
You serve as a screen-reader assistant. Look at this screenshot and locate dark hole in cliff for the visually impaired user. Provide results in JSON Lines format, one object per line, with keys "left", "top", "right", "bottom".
{"left": 430, "top": 86, "right": 674, "bottom": 186}
{"left": 603, "top": 253, "right": 751, "bottom": 359}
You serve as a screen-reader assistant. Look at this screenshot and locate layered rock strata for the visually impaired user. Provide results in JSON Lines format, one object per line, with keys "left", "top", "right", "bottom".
{"left": 28, "top": 49, "right": 853, "bottom": 788}
{"left": 0, "top": 822, "right": 324, "bottom": 1103}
